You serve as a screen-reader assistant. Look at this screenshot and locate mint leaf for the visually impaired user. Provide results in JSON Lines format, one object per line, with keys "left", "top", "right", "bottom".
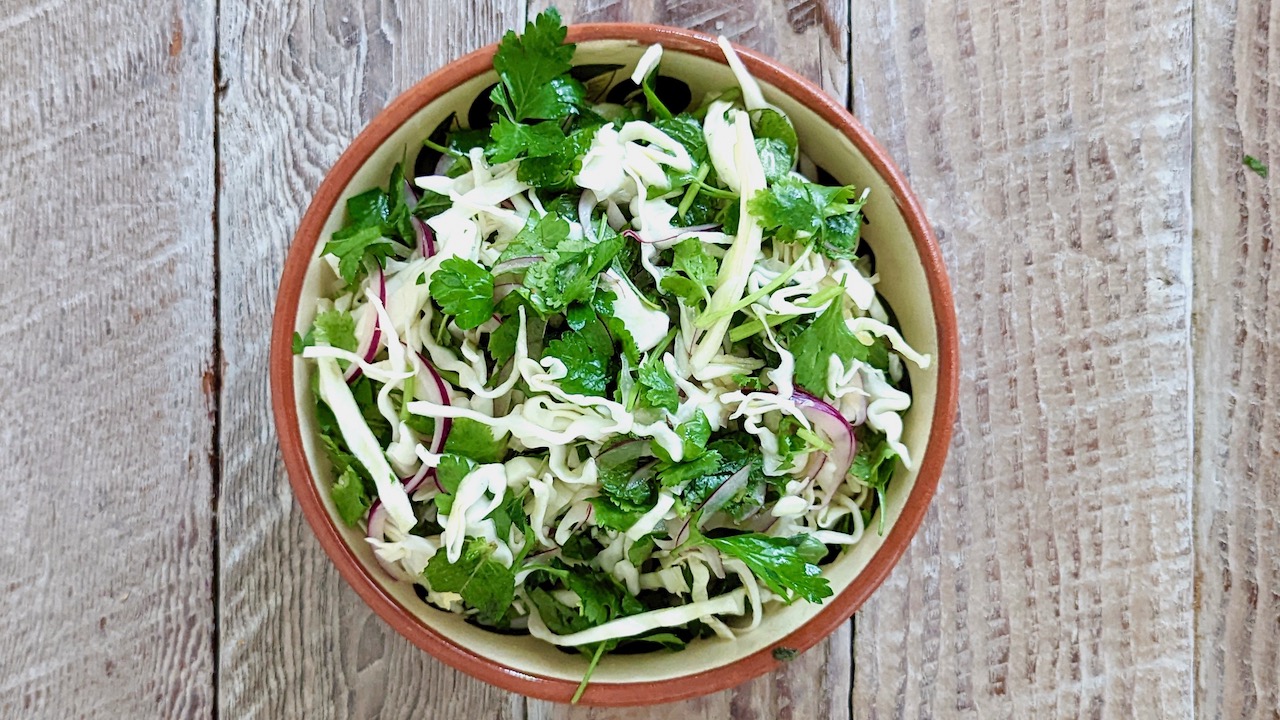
{"left": 639, "top": 67, "right": 673, "bottom": 121}
{"left": 752, "top": 108, "right": 798, "bottom": 162}
{"left": 346, "top": 188, "right": 391, "bottom": 227}
{"left": 755, "top": 138, "right": 793, "bottom": 183}
{"left": 425, "top": 537, "right": 516, "bottom": 622}
{"left": 599, "top": 459, "right": 654, "bottom": 510}
{"left": 430, "top": 257, "right": 495, "bottom": 330}
{"left": 323, "top": 225, "right": 395, "bottom": 284}
{"left": 545, "top": 329, "right": 611, "bottom": 396}
{"left": 489, "top": 9, "right": 584, "bottom": 122}
{"left": 312, "top": 310, "right": 357, "bottom": 352}
{"left": 702, "top": 532, "right": 832, "bottom": 603}
{"left": 789, "top": 300, "right": 882, "bottom": 394}
{"left": 331, "top": 467, "right": 371, "bottom": 527}
{"left": 443, "top": 417, "right": 508, "bottom": 464}
{"left": 589, "top": 496, "right": 647, "bottom": 532}
{"left": 675, "top": 410, "right": 712, "bottom": 458}
{"left": 851, "top": 431, "right": 898, "bottom": 533}
{"left": 433, "top": 454, "right": 475, "bottom": 515}
{"left": 658, "top": 449, "right": 721, "bottom": 489}
{"left": 636, "top": 354, "right": 678, "bottom": 412}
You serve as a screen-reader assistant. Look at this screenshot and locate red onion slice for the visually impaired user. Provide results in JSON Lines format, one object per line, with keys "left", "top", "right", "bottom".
{"left": 491, "top": 256, "right": 542, "bottom": 276}
{"left": 792, "top": 389, "right": 856, "bottom": 508}
{"left": 402, "top": 180, "right": 437, "bottom": 258}
{"left": 344, "top": 264, "right": 386, "bottom": 383}
{"left": 413, "top": 352, "right": 453, "bottom": 457}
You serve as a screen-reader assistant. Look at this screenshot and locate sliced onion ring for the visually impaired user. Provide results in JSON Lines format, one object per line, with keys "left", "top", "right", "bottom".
{"left": 344, "top": 263, "right": 386, "bottom": 384}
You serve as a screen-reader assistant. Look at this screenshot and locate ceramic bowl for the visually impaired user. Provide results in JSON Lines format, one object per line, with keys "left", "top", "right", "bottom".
{"left": 271, "top": 23, "right": 959, "bottom": 706}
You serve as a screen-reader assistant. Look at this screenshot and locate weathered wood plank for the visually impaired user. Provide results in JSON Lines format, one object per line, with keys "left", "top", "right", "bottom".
{"left": 1193, "top": 0, "right": 1280, "bottom": 716}
{"left": 0, "top": 1, "right": 216, "bottom": 717}
{"left": 216, "top": 2, "right": 526, "bottom": 718}
{"left": 525, "top": 1, "right": 851, "bottom": 716}
{"left": 848, "top": 0, "right": 1195, "bottom": 717}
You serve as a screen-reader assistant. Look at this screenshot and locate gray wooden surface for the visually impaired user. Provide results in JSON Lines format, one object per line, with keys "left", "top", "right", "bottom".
{"left": 1, "top": 0, "right": 1275, "bottom": 718}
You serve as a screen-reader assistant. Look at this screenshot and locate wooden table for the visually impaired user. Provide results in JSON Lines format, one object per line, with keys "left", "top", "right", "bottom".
{"left": 3, "top": 0, "right": 1275, "bottom": 717}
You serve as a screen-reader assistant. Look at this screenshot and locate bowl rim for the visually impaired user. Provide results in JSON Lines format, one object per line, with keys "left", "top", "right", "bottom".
{"left": 270, "top": 21, "right": 959, "bottom": 706}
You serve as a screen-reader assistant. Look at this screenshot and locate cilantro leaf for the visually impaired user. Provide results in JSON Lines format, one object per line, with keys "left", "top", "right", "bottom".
{"left": 331, "top": 467, "right": 371, "bottom": 527}
{"left": 499, "top": 212, "right": 571, "bottom": 262}
{"left": 524, "top": 229, "right": 625, "bottom": 314}
{"left": 430, "top": 257, "right": 495, "bottom": 330}
{"left": 636, "top": 354, "right": 678, "bottom": 412}
{"left": 443, "top": 417, "right": 508, "bottom": 464}
{"left": 545, "top": 329, "right": 611, "bottom": 396}
{"left": 674, "top": 410, "right": 712, "bottom": 458}
{"left": 489, "top": 9, "right": 585, "bottom": 122}
{"left": 345, "top": 188, "right": 391, "bottom": 227}
{"left": 702, "top": 532, "right": 833, "bottom": 604}
{"left": 748, "top": 176, "right": 868, "bottom": 260}
{"left": 425, "top": 537, "right": 516, "bottom": 622}
{"left": 755, "top": 138, "right": 793, "bottom": 183}
{"left": 671, "top": 238, "right": 718, "bottom": 286}
{"left": 311, "top": 310, "right": 357, "bottom": 352}
{"left": 752, "top": 108, "right": 798, "bottom": 162}
{"left": 488, "top": 313, "right": 522, "bottom": 367}
{"left": 323, "top": 225, "right": 395, "bottom": 284}
{"left": 517, "top": 127, "right": 598, "bottom": 190}
{"left": 789, "top": 300, "right": 883, "bottom": 394}
{"left": 659, "top": 274, "right": 706, "bottom": 305}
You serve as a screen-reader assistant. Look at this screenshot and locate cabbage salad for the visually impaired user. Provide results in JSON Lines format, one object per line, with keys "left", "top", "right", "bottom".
{"left": 296, "top": 9, "right": 928, "bottom": 699}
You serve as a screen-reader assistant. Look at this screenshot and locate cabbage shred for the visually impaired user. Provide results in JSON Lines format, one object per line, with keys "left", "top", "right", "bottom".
{"left": 296, "top": 8, "right": 929, "bottom": 701}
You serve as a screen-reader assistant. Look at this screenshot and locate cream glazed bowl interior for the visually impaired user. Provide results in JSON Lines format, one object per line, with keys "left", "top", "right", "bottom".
{"left": 270, "top": 23, "right": 959, "bottom": 706}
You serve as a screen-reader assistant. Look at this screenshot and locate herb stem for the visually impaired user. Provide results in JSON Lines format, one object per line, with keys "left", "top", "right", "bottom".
{"left": 677, "top": 163, "right": 712, "bottom": 219}
{"left": 696, "top": 255, "right": 807, "bottom": 329}
{"left": 572, "top": 642, "right": 609, "bottom": 704}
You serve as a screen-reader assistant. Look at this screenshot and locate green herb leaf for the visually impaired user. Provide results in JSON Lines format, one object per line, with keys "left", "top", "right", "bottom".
{"left": 443, "top": 417, "right": 508, "bottom": 464}
{"left": 589, "top": 495, "right": 647, "bottom": 532}
{"left": 430, "top": 257, "right": 495, "bottom": 330}
{"left": 671, "top": 238, "right": 718, "bottom": 286}
{"left": 636, "top": 354, "right": 679, "bottom": 412}
{"left": 433, "top": 454, "right": 475, "bottom": 515}
{"left": 658, "top": 449, "right": 722, "bottom": 489}
{"left": 312, "top": 310, "right": 357, "bottom": 352}
{"left": 489, "top": 9, "right": 584, "bottom": 122}
{"left": 424, "top": 537, "right": 516, "bottom": 623}
{"left": 789, "top": 300, "right": 885, "bottom": 394}
{"left": 748, "top": 176, "right": 867, "bottom": 260}
{"left": 1244, "top": 154, "right": 1269, "bottom": 178}
{"left": 331, "top": 467, "right": 371, "bottom": 527}
{"left": 523, "top": 229, "right": 625, "bottom": 314}
{"left": 702, "top": 532, "right": 833, "bottom": 604}
{"left": 545, "top": 328, "right": 611, "bottom": 396}
{"left": 323, "top": 225, "right": 395, "bottom": 284}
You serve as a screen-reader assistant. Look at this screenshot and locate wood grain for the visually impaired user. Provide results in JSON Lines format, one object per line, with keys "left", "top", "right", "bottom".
{"left": 848, "top": 0, "right": 1196, "bottom": 717}
{"left": 0, "top": 1, "right": 216, "bottom": 718}
{"left": 215, "top": 2, "right": 525, "bottom": 718}
{"left": 1193, "top": 0, "right": 1280, "bottom": 716}
{"left": 525, "top": 1, "right": 851, "bottom": 717}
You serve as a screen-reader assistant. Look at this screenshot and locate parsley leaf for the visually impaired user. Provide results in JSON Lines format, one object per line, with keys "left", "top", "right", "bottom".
{"left": 489, "top": 9, "right": 585, "bottom": 122}
{"left": 430, "top": 257, "right": 495, "bottom": 330}
{"left": 789, "top": 300, "right": 882, "bottom": 394}
{"left": 424, "top": 537, "right": 516, "bottom": 623}
{"left": 331, "top": 467, "right": 371, "bottom": 527}
{"left": 636, "top": 354, "right": 678, "bottom": 412}
{"left": 701, "top": 532, "right": 833, "bottom": 604}
{"left": 443, "top": 417, "right": 508, "bottom": 464}
{"left": 517, "top": 127, "right": 598, "bottom": 190}
{"left": 489, "top": 116, "right": 567, "bottom": 163}
{"left": 523, "top": 227, "right": 625, "bottom": 314}
{"left": 545, "top": 328, "right": 611, "bottom": 396}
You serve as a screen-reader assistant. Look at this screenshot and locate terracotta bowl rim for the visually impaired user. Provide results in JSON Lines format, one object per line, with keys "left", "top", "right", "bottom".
{"left": 269, "top": 21, "right": 959, "bottom": 707}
